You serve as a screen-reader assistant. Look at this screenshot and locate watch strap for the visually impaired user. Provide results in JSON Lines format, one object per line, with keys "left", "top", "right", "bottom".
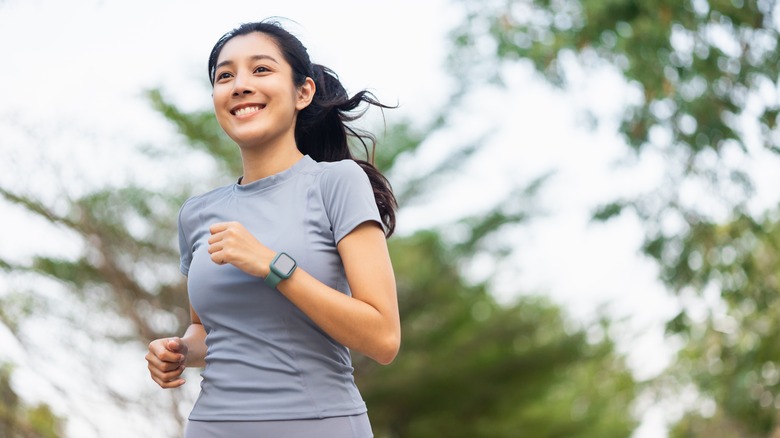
{"left": 264, "top": 268, "right": 284, "bottom": 289}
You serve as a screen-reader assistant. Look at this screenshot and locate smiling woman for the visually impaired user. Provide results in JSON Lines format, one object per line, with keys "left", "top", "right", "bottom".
{"left": 144, "top": 19, "right": 401, "bottom": 438}
{"left": 211, "top": 33, "right": 308, "bottom": 157}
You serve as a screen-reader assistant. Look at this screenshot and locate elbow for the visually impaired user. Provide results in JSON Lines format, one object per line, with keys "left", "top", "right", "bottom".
{"left": 373, "top": 332, "right": 401, "bottom": 365}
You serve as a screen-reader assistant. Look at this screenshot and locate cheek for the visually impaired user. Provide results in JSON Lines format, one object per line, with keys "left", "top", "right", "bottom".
{"left": 212, "top": 84, "right": 232, "bottom": 106}
{"left": 212, "top": 92, "right": 230, "bottom": 122}
{"left": 212, "top": 91, "right": 223, "bottom": 111}
{"left": 212, "top": 102, "right": 235, "bottom": 140}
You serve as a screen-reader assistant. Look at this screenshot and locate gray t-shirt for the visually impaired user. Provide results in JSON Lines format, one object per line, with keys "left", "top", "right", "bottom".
{"left": 178, "top": 155, "right": 381, "bottom": 421}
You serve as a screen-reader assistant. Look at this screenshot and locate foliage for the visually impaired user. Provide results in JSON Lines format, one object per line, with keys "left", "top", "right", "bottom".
{"left": 357, "top": 231, "right": 636, "bottom": 437}
{"left": 669, "top": 404, "right": 767, "bottom": 438}
{"left": 0, "top": 364, "right": 63, "bottom": 438}
{"left": 0, "top": 185, "right": 190, "bottom": 344}
{"left": 0, "top": 82, "right": 640, "bottom": 437}
{"left": 449, "top": 0, "right": 780, "bottom": 434}
{"left": 662, "top": 211, "right": 780, "bottom": 435}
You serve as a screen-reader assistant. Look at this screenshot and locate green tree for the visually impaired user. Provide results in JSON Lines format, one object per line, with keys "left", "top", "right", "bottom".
{"left": 449, "top": 0, "right": 779, "bottom": 435}
{"left": 1, "top": 84, "right": 640, "bottom": 437}
{"left": 0, "top": 364, "right": 63, "bottom": 438}
{"left": 359, "top": 231, "right": 636, "bottom": 437}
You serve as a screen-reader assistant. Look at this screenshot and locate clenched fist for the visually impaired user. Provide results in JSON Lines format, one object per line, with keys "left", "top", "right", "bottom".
{"left": 146, "top": 337, "right": 188, "bottom": 388}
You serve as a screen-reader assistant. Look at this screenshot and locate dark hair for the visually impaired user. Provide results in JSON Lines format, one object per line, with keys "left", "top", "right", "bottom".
{"left": 208, "top": 19, "right": 397, "bottom": 237}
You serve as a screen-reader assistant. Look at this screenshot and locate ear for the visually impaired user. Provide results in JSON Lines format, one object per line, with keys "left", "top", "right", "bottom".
{"left": 295, "top": 77, "right": 316, "bottom": 110}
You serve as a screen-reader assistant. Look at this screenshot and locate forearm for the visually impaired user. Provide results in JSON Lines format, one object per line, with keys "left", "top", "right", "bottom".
{"left": 182, "top": 323, "right": 208, "bottom": 368}
{"left": 278, "top": 268, "right": 400, "bottom": 364}
{"left": 208, "top": 221, "right": 400, "bottom": 363}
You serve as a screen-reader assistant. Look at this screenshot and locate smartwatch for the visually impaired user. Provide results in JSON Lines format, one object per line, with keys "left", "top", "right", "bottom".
{"left": 265, "top": 252, "right": 297, "bottom": 289}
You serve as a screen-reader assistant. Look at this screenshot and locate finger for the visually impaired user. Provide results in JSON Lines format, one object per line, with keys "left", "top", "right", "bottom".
{"left": 152, "top": 357, "right": 184, "bottom": 372}
{"left": 148, "top": 366, "right": 176, "bottom": 383}
{"left": 155, "top": 365, "right": 184, "bottom": 382}
{"left": 209, "top": 222, "right": 229, "bottom": 235}
{"left": 166, "top": 337, "right": 186, "bottom": 353}
{"left": 147, "top": 344, "right": 186, "bottom": 364}
{"left": 151, "top": 371, "right": 186, "bottom": 389}
{"left": 207, "top": 242, "right": 222, "bottom": 254}
{"left": 210, "top": 252, "right": 227, "bottom": 265}
{"left": 160, "top": 378, "right": 186, "bottom": 389}
{"left": 153, "top": 339, "right": 185, "bottom": 360}
{"left": 207, "top": 232, "right": 223, "bottom": 245}
{"left": 148, "top": 357, "right": 185, "bottom": 377}
{"left": 145, "top": 352, "right": 184, "bottom": 372}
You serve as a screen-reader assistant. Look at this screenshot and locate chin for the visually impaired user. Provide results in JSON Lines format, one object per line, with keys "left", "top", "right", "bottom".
{"left": 227, "top": 130, "right": 264, "bottom": 147}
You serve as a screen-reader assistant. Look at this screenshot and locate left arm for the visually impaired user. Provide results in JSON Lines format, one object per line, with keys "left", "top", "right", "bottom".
{"left": 208, "top": 221, "right": 400, "bottom": 364}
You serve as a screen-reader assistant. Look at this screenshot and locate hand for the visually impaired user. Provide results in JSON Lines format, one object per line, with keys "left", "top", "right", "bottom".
{"left": 146, "top": 337, "right": 188, "bottom": 389}
{"left": 207, "top": 221, "right": 274, "bottom": 277}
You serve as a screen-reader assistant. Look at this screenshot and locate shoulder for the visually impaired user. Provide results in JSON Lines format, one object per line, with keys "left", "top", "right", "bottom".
{"left": 179, "top": 184, "right": 233, "bottom": 218}
{"left": 315, "top": 159, "right": 369, "bottom": 189}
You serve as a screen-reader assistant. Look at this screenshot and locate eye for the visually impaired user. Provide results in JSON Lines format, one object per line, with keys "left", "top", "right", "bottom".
{"left": 216, "top": 71, "right": 233, "bottom": 81}
{"left": 254, "top": 66, "right": 270, "bottom": 73}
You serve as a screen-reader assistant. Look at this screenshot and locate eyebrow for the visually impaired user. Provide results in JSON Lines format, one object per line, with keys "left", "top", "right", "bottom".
{"left": 215, "top": 54, "right": 280, "bottom": 71}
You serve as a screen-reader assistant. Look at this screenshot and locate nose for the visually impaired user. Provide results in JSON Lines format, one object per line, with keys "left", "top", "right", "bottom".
{"left": 232, "top": 73, "right": 254, "bottom": 97}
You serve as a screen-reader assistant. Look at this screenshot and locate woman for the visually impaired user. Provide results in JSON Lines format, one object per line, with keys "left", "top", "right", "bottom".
{"left": 145, "top": 19, "right": 400, "bottom": 438}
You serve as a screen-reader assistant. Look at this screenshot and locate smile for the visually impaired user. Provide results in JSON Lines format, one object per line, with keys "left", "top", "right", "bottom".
{"left": 232, "top": 105, "right": 265, "bottom": 116}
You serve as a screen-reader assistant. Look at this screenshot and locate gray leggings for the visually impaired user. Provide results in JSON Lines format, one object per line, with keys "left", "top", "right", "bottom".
{"left": 184, "top": 413, "right": 373, "bottom": 438}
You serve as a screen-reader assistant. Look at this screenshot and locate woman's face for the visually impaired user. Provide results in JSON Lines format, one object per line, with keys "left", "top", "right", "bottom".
{"left": 212, "top": 32, "right": 313, "bottom": 149}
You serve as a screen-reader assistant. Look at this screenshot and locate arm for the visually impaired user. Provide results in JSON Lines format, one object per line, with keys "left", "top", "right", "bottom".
{"left": 181, "top": 305, "right": 208, "bottom": 367}
{"left": 146, "top": 304, "right": 208, "bottom": 388}
{"left": 208, "top": 221, "right": 401, "bottom": 364}
{"left": 278, "top": 221, "right": 400, "bottom": 364}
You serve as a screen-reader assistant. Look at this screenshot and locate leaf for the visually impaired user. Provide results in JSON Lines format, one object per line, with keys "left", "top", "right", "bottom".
{"left": 591, "top": 201, "right": 626, "bottom": 222}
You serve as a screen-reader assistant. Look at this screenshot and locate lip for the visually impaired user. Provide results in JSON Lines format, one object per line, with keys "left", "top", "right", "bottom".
{"left": 230, "top": 102, "right": 266, "bottom": 117}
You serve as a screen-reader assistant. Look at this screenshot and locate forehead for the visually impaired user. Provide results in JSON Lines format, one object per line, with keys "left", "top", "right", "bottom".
{"left": 216, "top": 32, "right": 285, "bottom": 65}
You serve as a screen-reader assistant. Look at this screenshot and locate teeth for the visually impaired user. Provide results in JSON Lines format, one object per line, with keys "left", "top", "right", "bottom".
{"left": 235, "top": 106, "right": 261, "bottom": 116}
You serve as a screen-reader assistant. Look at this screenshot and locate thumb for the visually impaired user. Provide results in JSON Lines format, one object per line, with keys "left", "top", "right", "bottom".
{"left": 166, "top": 337, "right": 185, "bottom": 353}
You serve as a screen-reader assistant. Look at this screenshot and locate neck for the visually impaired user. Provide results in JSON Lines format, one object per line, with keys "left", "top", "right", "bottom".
{"left": 238, "top": 142, "right": 304, "bottom": 184}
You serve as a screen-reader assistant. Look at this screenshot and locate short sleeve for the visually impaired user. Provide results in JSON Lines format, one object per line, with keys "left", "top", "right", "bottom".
{"left": 321, "top": 160, "right": 382, "bottom": 244}
{"left": 178, "top": 201, "right": 193, "bottom": 276}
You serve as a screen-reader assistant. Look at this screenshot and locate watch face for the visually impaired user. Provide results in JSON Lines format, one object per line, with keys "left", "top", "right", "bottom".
{"left": 275, "top": 253, "right": 296, "bottom": 276}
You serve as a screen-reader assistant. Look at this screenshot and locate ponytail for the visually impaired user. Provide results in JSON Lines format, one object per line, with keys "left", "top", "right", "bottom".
{"left": 296, "top": 65, "right": 397, "bottom": 237}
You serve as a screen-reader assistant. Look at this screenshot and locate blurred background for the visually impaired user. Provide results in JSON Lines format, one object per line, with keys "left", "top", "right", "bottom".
{"left": 1, "top": 0, "right": 779, "bottom": 437}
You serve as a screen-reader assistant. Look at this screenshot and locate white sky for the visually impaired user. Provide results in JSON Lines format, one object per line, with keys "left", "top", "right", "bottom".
{"left": 8, "top": 0, "right": 776, "bottom": 437}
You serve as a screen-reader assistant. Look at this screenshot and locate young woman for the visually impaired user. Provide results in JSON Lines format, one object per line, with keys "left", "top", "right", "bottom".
{"left": 145, "top": 19, "right": 400, "bottom": 438}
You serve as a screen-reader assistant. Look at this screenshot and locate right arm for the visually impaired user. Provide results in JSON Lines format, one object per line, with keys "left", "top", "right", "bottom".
{"left": 145, "top": 305, "right": 207, "bottom": 388}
